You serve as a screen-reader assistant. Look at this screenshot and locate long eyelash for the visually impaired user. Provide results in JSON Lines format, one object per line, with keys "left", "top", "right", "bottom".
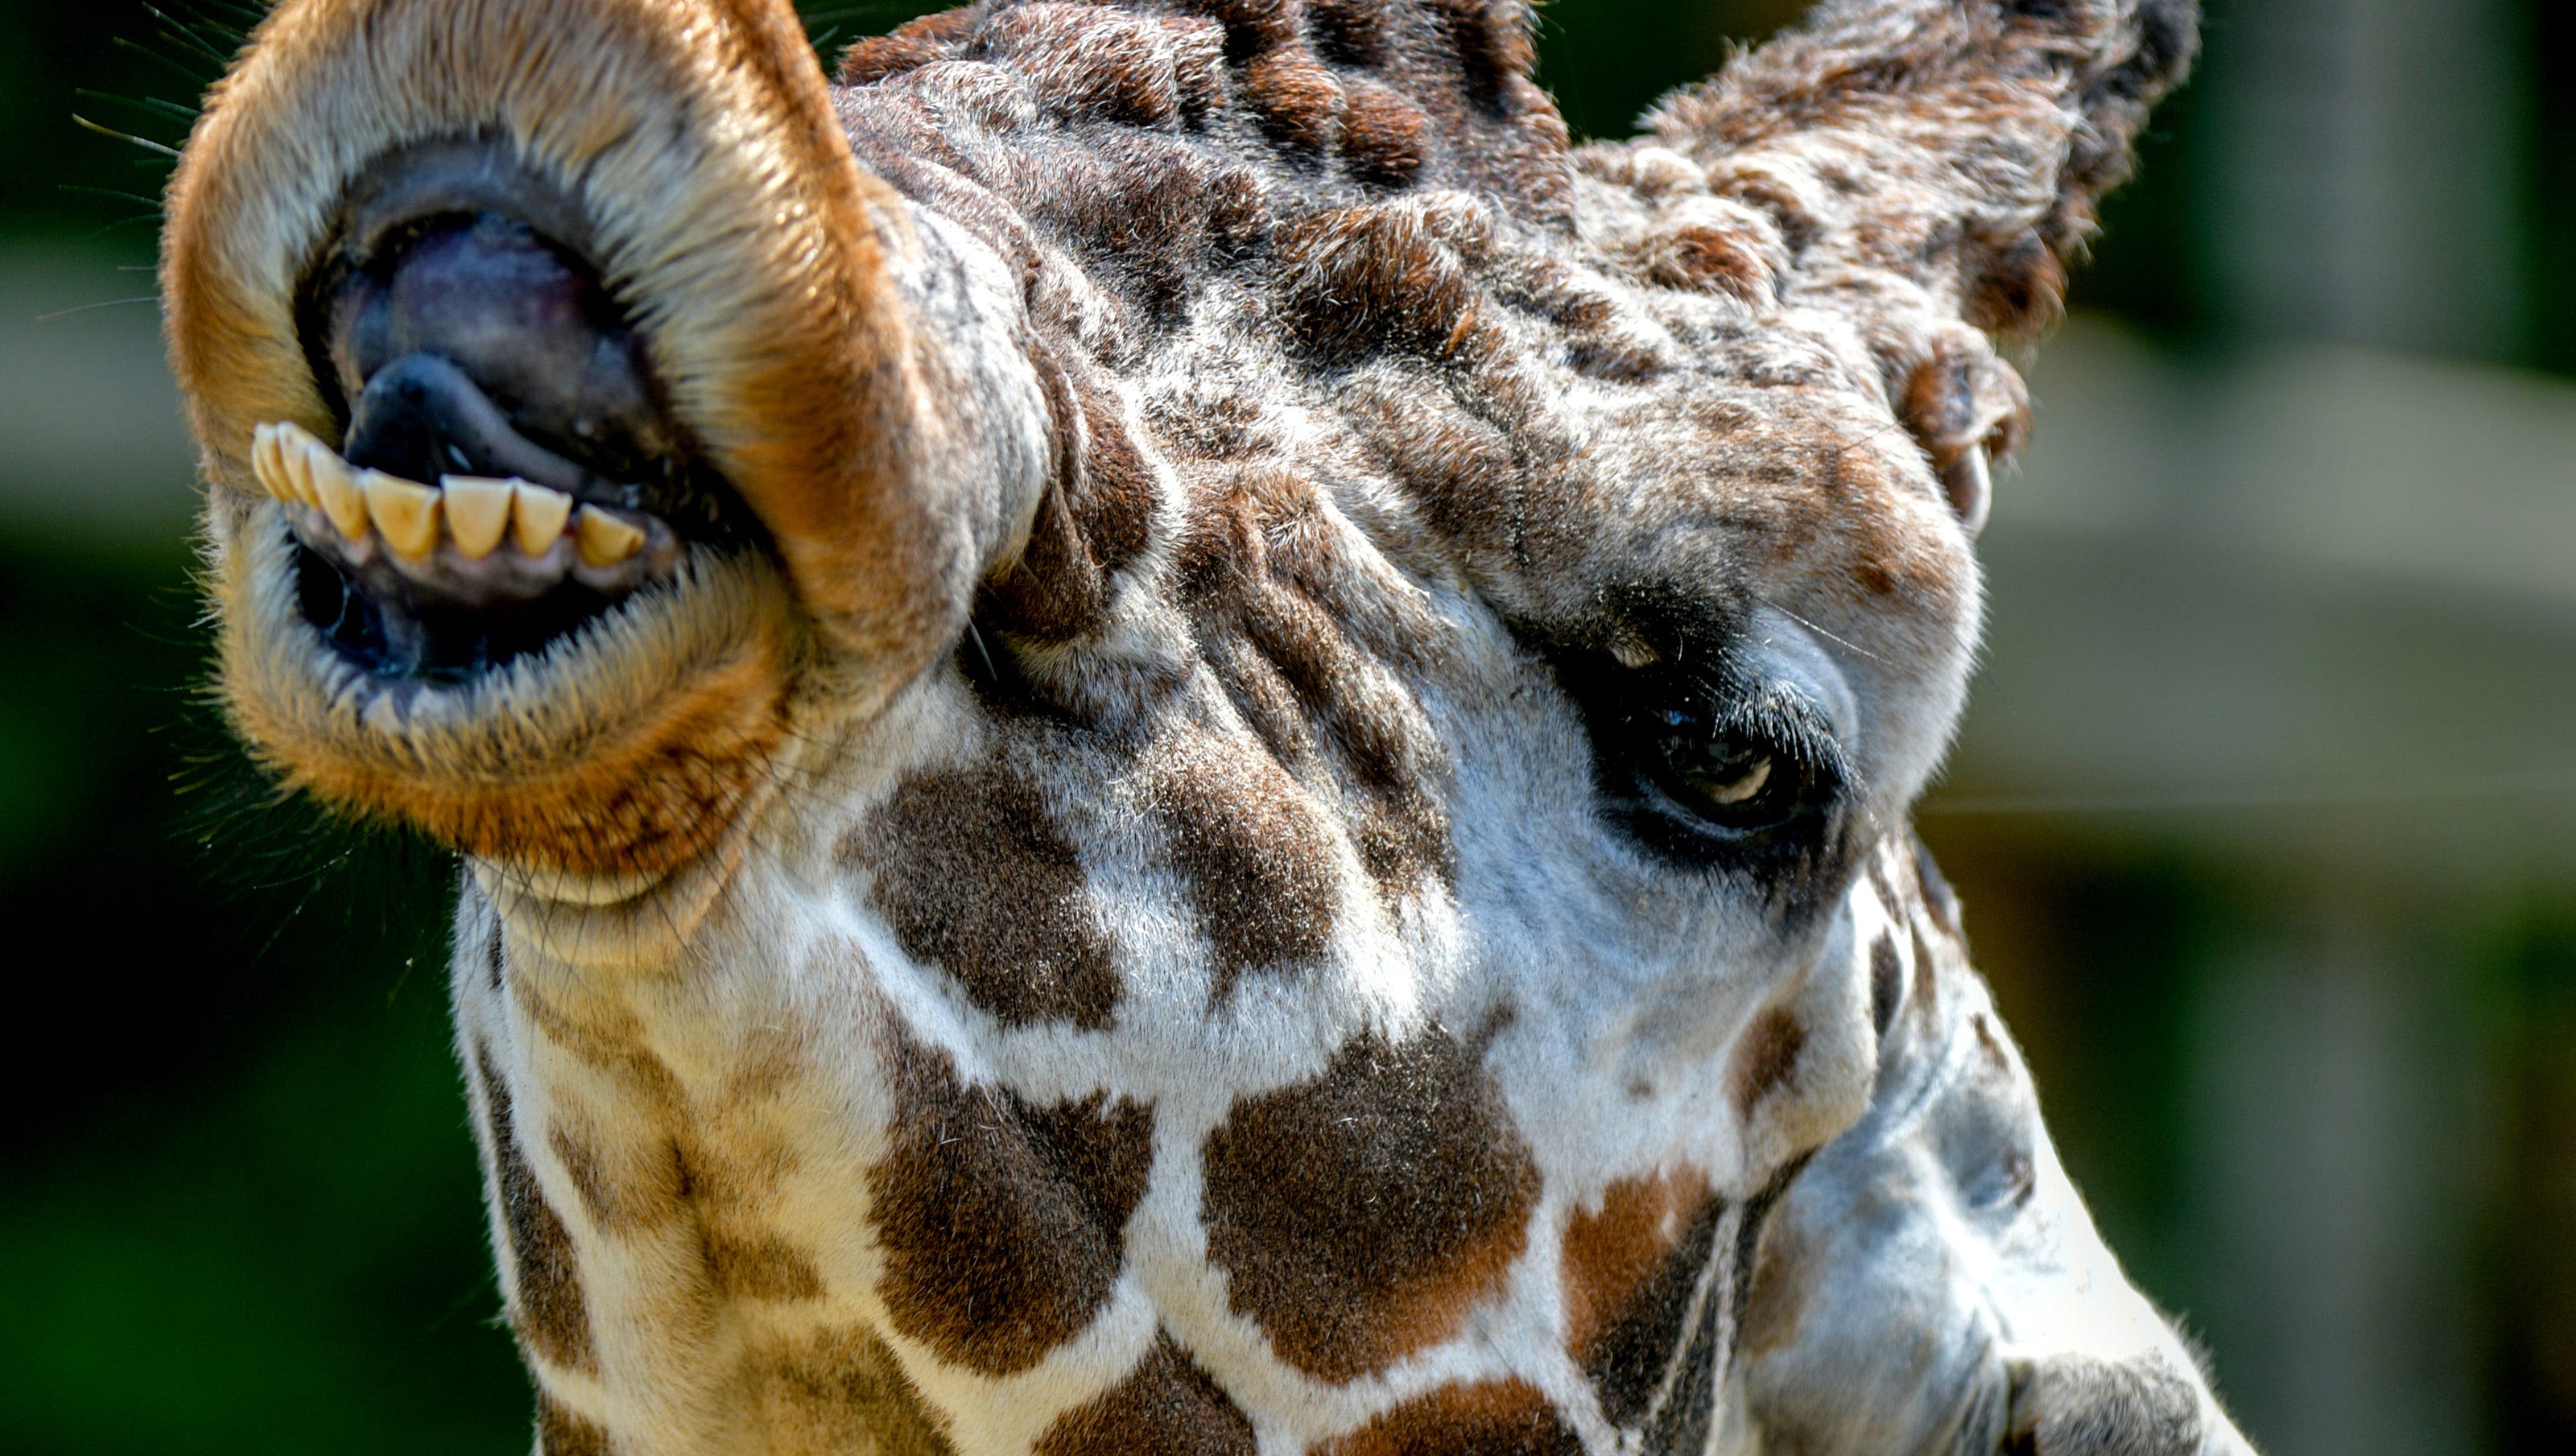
{"left": 1712, "top": 685, "right": 1851, "bottom": 794}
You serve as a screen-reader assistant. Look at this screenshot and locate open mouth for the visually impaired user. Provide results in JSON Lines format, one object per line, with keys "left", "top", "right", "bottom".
{"left": 254, "top": 400, "right": 684, "bottom": 681}
{"left": 266, "top": 141, "right": 757, "bottom": 686}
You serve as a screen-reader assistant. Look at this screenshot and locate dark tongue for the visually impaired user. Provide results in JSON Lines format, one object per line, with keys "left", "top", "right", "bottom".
{"left": 341, "top": 353, "right": 617, "bottom": 501}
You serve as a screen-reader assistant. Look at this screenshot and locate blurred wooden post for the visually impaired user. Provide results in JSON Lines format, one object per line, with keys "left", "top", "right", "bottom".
{"left": 2182, "top": 894, "right": 2491, "bottom": 1456}
{"left": 2203, "top": 0, "right": 2524, "bottom": 358}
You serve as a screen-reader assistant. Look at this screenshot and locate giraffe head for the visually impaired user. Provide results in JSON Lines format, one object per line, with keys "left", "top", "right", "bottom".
{"left": 164, "top": 0, "right": 2223, "bottom": 1450}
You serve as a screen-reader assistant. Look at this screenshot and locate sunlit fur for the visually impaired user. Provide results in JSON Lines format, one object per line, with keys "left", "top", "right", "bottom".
{"left": 165, "top": 0, "right": 2253, "bottom": 1451}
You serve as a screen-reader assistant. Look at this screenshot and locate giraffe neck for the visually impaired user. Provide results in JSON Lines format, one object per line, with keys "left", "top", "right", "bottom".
{"left": 450, "top": 828, "right": 1963, "bottom": 1455}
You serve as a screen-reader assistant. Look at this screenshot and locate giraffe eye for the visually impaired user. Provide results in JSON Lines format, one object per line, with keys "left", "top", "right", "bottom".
{"left": 1542, "top": 641, "right": 1847, "bottom": 864}
{"left": 1638, "top": 703, "right": 1820, "bottom": 835}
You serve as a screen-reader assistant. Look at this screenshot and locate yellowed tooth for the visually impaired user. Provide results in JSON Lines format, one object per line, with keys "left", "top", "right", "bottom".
{"left": 273, "top": 422, "right": 319, "bottom": 498}
{"left": 510, "top": 482, "right": 574, "bottom": 555}
{"left": 262, "top": 423, "right": 317, "bottom": 506}
{"left": 361, "top": 470, "right": 442, "bottom": 559}
{"left": 304, "top": 440, "right": 369, "bottom": 538}
{"left": 277, "top": 430, "right": 312, "bottom": 503}
{"left": 440, "top": 476, "right": 514, "bottom": 559}
{"left": 575, "top": 505, "right": 646, "bottom": 567}
{"left": 250, "top": 424, "right": 290, "bottom": 501}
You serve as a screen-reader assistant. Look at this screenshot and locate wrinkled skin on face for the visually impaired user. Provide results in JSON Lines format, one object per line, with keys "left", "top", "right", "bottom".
{"left": 162, "top": 0, "right": 2253, "bottom": 1451}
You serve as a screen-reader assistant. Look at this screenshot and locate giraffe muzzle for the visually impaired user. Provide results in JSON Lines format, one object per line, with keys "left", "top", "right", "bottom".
{"left": 262, "top": 138, "right": 746, "bottom": 681}
{"left": 159, "top": 0, "right": 882, "bottom": 880}
{"left": 162, "top": 0, "right": 1031, "bottom": 885}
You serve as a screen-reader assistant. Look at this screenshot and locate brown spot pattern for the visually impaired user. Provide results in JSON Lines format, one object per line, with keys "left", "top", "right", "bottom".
{"left": 1276, "top": 206, "right": 1474, "bottom": 365}
{"left": 548, "top": 1126, "right": 686, "bottom": 1235}
{"left": 1342, "top": 80, "right": 1430, "bottom": 188}
{"left": 1201, "top": 1026, "right": 1539, "bottom": 1381}
{"left": 1315, "top": 1380, "right": 1584, "bottom": 1456}
{"left": 1578, "top": 1190, "right": 1725, "bottom": 1427}
{"left": 538, "top": 1396, "right": 612, "bottom": 1456}
{"left": 705, "top": 1229, "right": 827, "bottom": 1301}
{"left": 1641, "top": 221, "right": 1776, "bottom": 303}
{"left": 1146, "top": 730, "right": 1340, "bottom": 1003}
{"left": 985, "top": 369, "right": 1161, "bottom": 644}
{"left": 1246, "top": 50, "right": 1345, "bottom": 153}
{"left": 1728, "top": 1004, "right": 1806, "bottom": 1118}
{"left": 852, "top": 765, "right": 1121, "bottom": 1032}
{"left": 1869, "top": 931, "right": 1904, "bottom": 1037}
{"left": 1176, "top": 468, "right": 1453, "bottom": 906}
{"left": 869, "top": 1034, "right": 1154, "bottom": 1376}
{"left": 509, "top": 982, "right": 687, "bottom": 1109}
{"left": 474, "top": 1049, "right": 594, "bottom": 1375}
{"left": 1560, "top": 1170, "right": 1718, "bottom": 1364}
{"left": 1034, "top": 1333, "right": 1257, "bottom": 1456}
{"left": 1187, "top": 0, "right": 1298, "bottom": 56}
{"left": 758, "top": 1325, "right": 958, "bottom": 1456}
{"left": 1311, "top": 0, "right": 1392, "bottom": 64}
{"left": 986, "top": 6, "right": 1183, "bottom": 128}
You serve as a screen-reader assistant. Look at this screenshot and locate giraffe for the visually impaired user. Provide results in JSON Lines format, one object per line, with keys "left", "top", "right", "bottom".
{"left": 159, "top": 0, "right": 2252, "bottom": 1450}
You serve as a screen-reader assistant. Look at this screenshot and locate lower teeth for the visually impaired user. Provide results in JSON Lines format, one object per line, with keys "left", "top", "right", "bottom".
{"left": 250, "top": 419, "right": 678, "bottom": 604}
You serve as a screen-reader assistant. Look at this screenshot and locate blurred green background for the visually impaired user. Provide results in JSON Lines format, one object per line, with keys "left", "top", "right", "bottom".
{"left": 2, "top": 2, "right": 2570, "bottom": 1452}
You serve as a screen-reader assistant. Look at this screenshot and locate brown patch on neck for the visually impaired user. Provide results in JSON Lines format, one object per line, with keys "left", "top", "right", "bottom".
{"left": 1561, "top": 1169, "right": 1719, "bottom": 1364}
{"left": 866, "top": 1030, "right": 1155, "bottom": 1376}
{"left": 473, "top": 1048, "right": 597, "bottom": 1376}
{"left": 1315, "top": 1379, "right": 1585, "bottom": 1456}
{"left": 847, "top": 764, "right": 1122, "bottom": 1031}
{"left": 510, "top": 980, "right": 687, "bottom": 1108}
{"left": 1034, "top": 1332, "right": 1256, "bottom": 1456}
{"left": 704, "top": 1230, "right": 827, "bottom": 1301}
{"left": 538, "top": 1396, "right": 613, "bottom": 1456}
{"left": 548, "top": 1124, "right": 689, "bottom": 1235}
{"left": 754, "top": 1324, "right": 958, "bottom": 1456}
{"left": 1199, "top": 1025, "right": 1539, "bottom": 1382}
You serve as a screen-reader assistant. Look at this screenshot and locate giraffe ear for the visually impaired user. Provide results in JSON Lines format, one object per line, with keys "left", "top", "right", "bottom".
{"left": 1649, "top": 0, "right": 2199, "bottom": 340}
